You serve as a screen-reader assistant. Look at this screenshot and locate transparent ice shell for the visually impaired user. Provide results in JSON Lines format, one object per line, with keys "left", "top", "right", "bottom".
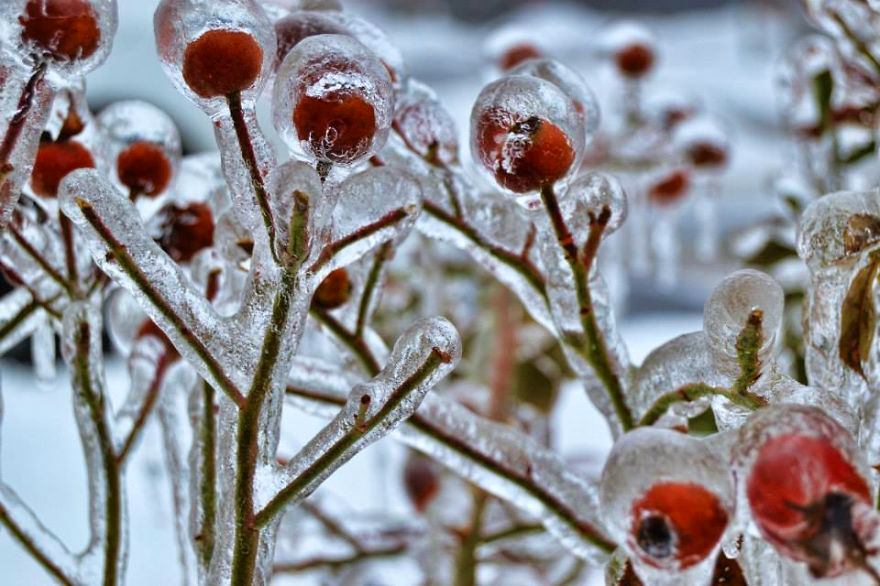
{"left": 469, "top": 74, "right": 584, "bottom": 202}
{"left": 97, "top": 100, "right": 182, "bottom": 199}
{"left": 272, "top": 33, "right": 394, "bottom": 166}
{"left": 154, "top": 0, "right": 276, "bottom": 114}
{"left": 2, "top": 0, "right": 118, "bottom": 81}
{"left": 599, "top": 427, "right": 734, "bottom": 583}
{"left": 392, "top": 79, "right": 458, "bottom": 166}
{"left": 508, "top": 57, "right": 601, "bottom": 146}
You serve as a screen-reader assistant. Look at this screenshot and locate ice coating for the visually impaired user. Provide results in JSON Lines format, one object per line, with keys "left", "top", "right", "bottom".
{"left": 566, "top": 171, "right": 628, "bottom": 235}
{"left": 97, "top": 100, "right": 182, "bottom": 199}
{"left": 803, "top": 0, "right": 880, "bottom": 70}
{"left": 2, "top": 0, "right": 118, "bottom": 80}
{"left": 797, "top": 188, "right": 880, "bottom": 269}
{"left": 674, "top": 116, "right": 729, "bottom": 171}
{"left": 154, "top": 0, "right": 275, "bottom": 112}
{"left": 483, "top": 25, "right": 544, "bottom": 72}
{"left": 508, "top": 58, "right": 601, "bottom": 145}
{"left": 703, "top": 269, "right": 784, "bottom": 367}
{"left": 265, "top": 158, "right": 323, "bottom": 263}
{"left": 285, "top": 356, "right": 614, "bottom": 564}
{"left": 600, "top": 428, "right": 733, "bottom": 583}
{"left": 0, "top": 287, "right": 51, "bottom": 355}
{"left": 471, "top": 75, "right": 583, "bottom": 198}
{"left": 273, "top": 33, "right": 394, "bottom": 166}
{"left": 392, "top": 79, "right": 458, "bottom": 166}
{"left": 776, "top": 35, "right": 840, "bottom": 136}
{"left": 265, "top": 317, "right": 460, "bottom": 511}
{"left": 598, "top": 20, "right": 656, "bottom": 78}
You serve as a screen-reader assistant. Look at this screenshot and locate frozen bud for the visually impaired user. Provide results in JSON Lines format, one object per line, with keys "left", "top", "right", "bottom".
{"left": 599, "top": 21, "right": 656, "bottom": 79}
{"left": 97, "top": 100, "right": 181, "bottom": 199}
{"left": 703, "top": 269, "right": 784, "bottom": 365}
{"left": 273, "top": 34, "right": 394, "bottom": 166}
{"left": 149, "top": 201, "right": 215, "bottom": 263}
{"left": 797, "top": 189, "right": 880, "bottom": 269}
{"left": 471, "top": 75, "right": 583, "bottom": 197}
{"left": 508, "top": 58, "right": 600, "bottom": 145}
{"left": 30, "top": 139, "right": 94, "bottom": 198}
{"left": 10, "top": 0, "right": 117, "bottom": 78}
{"left": 312, "top": 267, "right": 351, "bottom": 310}
{"left": 600, "top": 428, "right": 733, "bottom": 576}
{"left": 154, "top": 0, "right": 275, "bottom": 111}
{"left": 403, "top": 453, "right": 441, "bottom": 513}
{"left": 647, "top": 168, "right": 690, "bottom": 207}
{"left": 393, "top": 80, "right": 458, "bottom": 166}
{"left": 674, "top": 117, "right": 729, "bottom": 173}
{"left": 566, "top": 171, "right": 627, "bottom": 235}
{"left": 733, "top": 404, "right": 874, "bottom": 579}
{"left": 267, "top": 159, "right": 323, "bottom": 260}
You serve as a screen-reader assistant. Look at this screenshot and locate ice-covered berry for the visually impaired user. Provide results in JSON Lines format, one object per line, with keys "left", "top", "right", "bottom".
{"left": 182, "top": 29, "right": 263, "bottom": 98}
{"left": 31, "top": 140, "right": 95, "bottom": 198}
{"left": 19, "top": 0, "right": 100, "bottom": 61}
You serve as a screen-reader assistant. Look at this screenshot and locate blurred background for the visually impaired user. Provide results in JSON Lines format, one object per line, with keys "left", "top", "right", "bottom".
{"left": 0, "top": 0, "right": 828, "bottom": 584}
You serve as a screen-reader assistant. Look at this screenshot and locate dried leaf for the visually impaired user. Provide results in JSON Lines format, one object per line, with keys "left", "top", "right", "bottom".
{"left": 840, "top": 255, "right": 880, "bottom": 379}
{"left": 844, "top": 214, "right": 880, "bottom": 255}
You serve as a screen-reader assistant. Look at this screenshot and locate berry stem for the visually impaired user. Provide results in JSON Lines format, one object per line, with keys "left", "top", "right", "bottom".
{"left": 115, "top": 353, "right": 173, "bottom": 464}
{"left": 7, "top": 223, "right": 75, "bottom": 297}
{"left": 254, "top": 347, "right": 450, "bottom": 527}
{"left": 539, "top": 184, "right": 634, "bottom": 431}
{"left": 310, "top": 305, "right": 381, "bottom": 375}
{"left": 226, "top": 91, "right": 279, "bottom": 264}
{"left": 59, "top": 212, "right": 80, "bottom": 294}
{"left": 272, "top": 542, "right": 406, "bottom": 574}
{"left": 355, "top": 242, "right": 391, "bottom": 338}
{"left": 196, "top": 380, "right": 217, "bottom": 570}
{"left": 0, "top": 61, "right": 47, "bottom": 165}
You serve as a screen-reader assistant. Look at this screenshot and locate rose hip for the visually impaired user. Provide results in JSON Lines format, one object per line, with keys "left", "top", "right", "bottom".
{"left": 312, "top": 268, "right": 352, "bottom": 310}
{"left": 746, "top": 433, "right": 872, "bottom": 577}
{"left": 153, "top": 202, "right": 214, "bottom": 263}
{"left": 648, "top": 169, "right": 690, "bottom": 206}
{"left": 117, "top": 141, "right": 172, "bottom": 198}
{"left": 631, "top": 481, "right": 728, "bottom": 569}
{"left": 498, "top": 43, "right": 542, "bottom": 71}
{"left": 476, "top": 110, "right": 575, "bottom": 193}
{"left": 182, "top": 30, "right": 263, "bottom": 98}
{"left": 19, "top": 0, "right": 100, "bottom": 61}
{"left": 30, "top": 140, "right": 94, "bottom": 198}
{"left": 294, "top": 91, "right": 377, "bottom": 165}
{"left": 616, "top": 44, "right": 655, "bottom": 78}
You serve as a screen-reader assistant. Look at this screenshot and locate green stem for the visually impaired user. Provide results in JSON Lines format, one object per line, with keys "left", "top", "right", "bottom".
{"left": 310, "top": 306, "right": 381, "bottom": 376}
{"left": 284, "top": 385, "right": 615, "bottom": 553}
{"left": 72, "top": 320, "right": 122, "bottom": 586}
{"left": 638, "top": 383, "right": 764, "bottom": 427}
{"left": 76, "top": 198, "right": 245, "bottom": 408}
{"left": 255, "top": 347, "right": 449, "bottom": 527}
{"left": 453, "top": 491, "right": 488, "bottom": 586}
{"left": 226, "top": 91, "right": 278, "bottom": 264}
{"left": 229, "top": 269, "right": 297, "bottom": 585}
{"left": 116, "top": 354, "right": 173, "bottom": 464}
{"left": 478, "top": 523, "right": 543, "bottom": 546}
{"left": 0, "top": 501, "right": 74, "bottom": 585}
{"left": 0, "top": 297, "right": 40, "bottom": 346}
{"left": 272, "top": 543, "right": 406, "bottom": 574}
{"left": 355, "top": 242, "right": 391, "bottom": 338}
{"left": 8, "top": 224, "right": 74, "bottom": 297}
{"left": 539, "top": 185, "right": 633, "bottom": 430}
{"left": 196, "top": 381, "right": 217, "bottom": 569}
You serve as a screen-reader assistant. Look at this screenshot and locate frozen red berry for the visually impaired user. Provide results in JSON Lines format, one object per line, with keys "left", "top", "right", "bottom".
{"left": 293, "top": 89, "right": 377, "bottom": 165}
{"left": 746, "top": 432, "right": 872, "bottom": 577}
{"left": 476, "top": 110, "right": 575, "bottom": 193}
{"left": 648, "top": 169, "right": 690, "bottom": 206}
{"left": 686, "top": 142, "right": 728, "bottom": 169}
{"left": 19, "top": 0, "right": 100, "bottom": 61}
{"left": 631, "top": 481, "right": 729, "bottom": 569}
{"left": 312, "top": 268, "right": 352, "bottom": 310}
{"left": 274, "top": 12, "right": 346, "bottom": 70}
{"left": 154, "top": 202, "right": 214, "bottom": 263}
{"left": 615, "top": 44, "right": 654, "bottom": 78}
{"left": 403, "top": 454, "right": 440, "bottom": 513}
{"left": 31, "top": 140, "right": 94, "bottom": 198}
{"left": 182, "top": 30, "right": 263, "bottom": 98}
{"left": 117, "top": 141, "right": 172, "bottom": 198}
{"left": 498, "top": 42, "right": 542, "bottom": 71}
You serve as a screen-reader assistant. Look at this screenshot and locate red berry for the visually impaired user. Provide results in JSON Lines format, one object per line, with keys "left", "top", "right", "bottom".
{"left": 154, "top": 202, "right": 214, "bottom": 263}
{"left": 182, "top": 30, "right": 263, "bottom": 98}
{"left": 19, "top": 0, "right": 101, "bottom": 61}
{"left": 477, "top": 110, "right": 575, "bottom": 193}
{"left": 631, "top": 482, "right": 729, "bottom": 569}
{"left": 746, "top": 433, "right": 871, "bottom": 576}
{"left": 117, "top": 141, "right": 172, "bottom": 198}
{"left": 31, "top": 140, "right": 94, "bottom": 198}
{"left": 615, "top": 44, "right": 654, "bottom": 78}
{"left": 294, "top": 90, "right": 377, "bottom": 164}
{"left": 312, "top": 268, "right": 352, "bottom": 310}
{"left": 687, "top": 142, "right": 728, "bottom": 169}
{"left": 648, "top": 169, "right": 690, "bottom": 206}
{"left": 498, "top": 43, "right": 542, "bottom": 71}
{"left": 403, "top": 454, "right": 440, "bottom": 513}
{"left": 274, "top": 12, "right": 346, "bottom": 70}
